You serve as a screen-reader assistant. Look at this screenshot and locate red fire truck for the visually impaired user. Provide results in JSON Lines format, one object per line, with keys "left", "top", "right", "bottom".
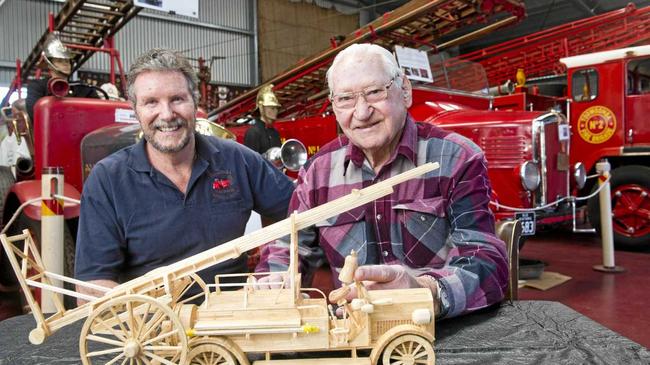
{"left": 215, "top": 3, "right": 650, "bottom": 250}
{"left": 560, "top": 46, "right": 650, "bottom": 249}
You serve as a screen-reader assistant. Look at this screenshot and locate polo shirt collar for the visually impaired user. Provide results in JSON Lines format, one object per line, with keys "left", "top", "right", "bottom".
{"left": 129, "top": 133, "right": 216, "bottom": 173}
{"left": 345, "top": 114, "right": 418, "bottom": 169}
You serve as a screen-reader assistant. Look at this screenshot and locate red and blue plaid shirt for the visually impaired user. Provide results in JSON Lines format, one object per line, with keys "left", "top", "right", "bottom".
{"left": 256, "top": 116, "right": 508, "bottom": 318}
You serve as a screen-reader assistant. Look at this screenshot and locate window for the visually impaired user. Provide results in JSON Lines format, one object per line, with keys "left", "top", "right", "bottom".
{"left": 571, "top": 68, "right": 598, "bottom": 102}
{"left": 627, "top": 57, "right": 650, "bottom": 95}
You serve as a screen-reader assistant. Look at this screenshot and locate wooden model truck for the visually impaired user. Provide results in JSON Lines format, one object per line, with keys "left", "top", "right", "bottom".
{"left": 1, "top": 163, "right": 438, "bottom": 365}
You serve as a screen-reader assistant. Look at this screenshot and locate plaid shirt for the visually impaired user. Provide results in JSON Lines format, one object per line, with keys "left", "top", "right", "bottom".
{"left": 256, "top": 116, "right": 508, "bottom": 318}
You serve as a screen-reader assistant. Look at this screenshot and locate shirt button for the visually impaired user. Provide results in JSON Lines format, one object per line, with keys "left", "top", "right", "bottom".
{"left": 376, "top": 214, "right": 382, "bottom": 220}
{"left": 420, "top": 215, "right": 426, "bottom": 221}
{"left": 382, "top": 250, "right": 389, "bottom": 257}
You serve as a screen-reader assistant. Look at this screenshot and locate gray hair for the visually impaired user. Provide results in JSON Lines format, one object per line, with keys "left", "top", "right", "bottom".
{"left": 127, "top": 48, "right": 199, "bottom": 107}
{"left": 326, "top": 43, "right": 404, "bottom": 96}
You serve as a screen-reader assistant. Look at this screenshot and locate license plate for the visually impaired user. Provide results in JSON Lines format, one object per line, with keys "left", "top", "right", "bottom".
{"left": 515, "top": 212, "right": 536, "bottom": 236}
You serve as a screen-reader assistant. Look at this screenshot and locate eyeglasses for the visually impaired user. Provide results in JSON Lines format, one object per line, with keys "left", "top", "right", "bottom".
{"left": 330, "top": 78, "right": 395, "bottom": 109}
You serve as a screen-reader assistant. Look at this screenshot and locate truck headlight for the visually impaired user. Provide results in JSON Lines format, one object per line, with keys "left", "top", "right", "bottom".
{"left": 573, "top": 162, "right": 586, "bottom": 189}
{"left": 520, "top": 161, "right": 541, "bottom": 191}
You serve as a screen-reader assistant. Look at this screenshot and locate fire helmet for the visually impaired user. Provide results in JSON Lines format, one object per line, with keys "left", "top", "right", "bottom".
{"left": 42, "top": 33, "right": 73, "bottom": 60}
{"left": 256, "top": 84, "right": 281, "bottom": 108}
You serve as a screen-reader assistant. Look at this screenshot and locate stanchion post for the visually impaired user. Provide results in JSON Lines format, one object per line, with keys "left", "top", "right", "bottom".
{"left": 593, "top": 160, "right": 624, "bottom": 273}
{"left": 41, "top": 167, "right": 65, "bottom": 312}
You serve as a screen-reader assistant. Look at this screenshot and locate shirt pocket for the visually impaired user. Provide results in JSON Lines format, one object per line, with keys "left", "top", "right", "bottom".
{"left": 314, "top": 206, "right": 372, "bottom": 269}
{"left": 392, "top": 197, "right": 449, "bottom": 267}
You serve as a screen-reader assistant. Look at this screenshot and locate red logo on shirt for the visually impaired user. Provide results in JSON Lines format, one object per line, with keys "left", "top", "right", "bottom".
{"left": 212, "top": 178, "right": 231, "bottom": 190}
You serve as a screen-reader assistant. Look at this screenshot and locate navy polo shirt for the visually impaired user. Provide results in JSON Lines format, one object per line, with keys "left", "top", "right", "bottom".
{"left": 75, "top": 133, "right": 295, "bottom": 285}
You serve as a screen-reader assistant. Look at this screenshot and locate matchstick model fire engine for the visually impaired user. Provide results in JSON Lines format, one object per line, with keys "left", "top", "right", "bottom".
{"left": 1, "top": 164, "right": 438, "bottom": 365}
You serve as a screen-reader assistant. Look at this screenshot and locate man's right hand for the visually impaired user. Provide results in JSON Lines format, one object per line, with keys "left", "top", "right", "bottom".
{"left": 76, "top": 279, "right": 118, "bottom": 306}
{"left": 254, "top": 273, "right": 287, "bottom": 290}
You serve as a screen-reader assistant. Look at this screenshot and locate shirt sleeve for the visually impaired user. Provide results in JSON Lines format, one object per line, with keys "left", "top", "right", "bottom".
{"left": 425, "top": 148, "right": 508, "bottom": 319}
{"left": 74, "top": 163, "right": 125, "bottom": 282}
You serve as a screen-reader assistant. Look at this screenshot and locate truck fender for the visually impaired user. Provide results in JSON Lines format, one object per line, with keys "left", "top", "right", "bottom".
{"left": 369, "top": 323, "right": 435, "bottom": 364}
{"left": 4, "top": 180, "right": 81, "bottom": 221}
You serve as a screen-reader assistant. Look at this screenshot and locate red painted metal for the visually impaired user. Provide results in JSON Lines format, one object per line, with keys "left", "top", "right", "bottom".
{"left": 32, "top": 97, "right": 132, "bottom": 193}
{"left": 611, "top": 184, "right": 650, "bottom": 238}
{"left": 8, "top": 181, "right": 80, "bottom": 221}
{"left": 454, "top": 3, "right": 650, "bottom": 85}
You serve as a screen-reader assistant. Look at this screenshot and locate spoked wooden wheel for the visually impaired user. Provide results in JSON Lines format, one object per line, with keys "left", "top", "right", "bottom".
{"left": 381, "top": 334, "right": 435, "bottom": 365}
{"left": 79, "top": 294, "right": 187, "bottom": 365}
{"left": 188, "top": 343, "right": 237, "bottom": 364}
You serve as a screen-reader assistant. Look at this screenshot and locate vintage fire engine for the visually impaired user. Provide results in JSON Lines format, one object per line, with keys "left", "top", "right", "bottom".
{"left": 211, "top": 0, "right": 579, "bottom": 242}
{"left": 216, "top": 2, "right": 650, "bottom": 249}
{"left": 449, "top": 3, "right": 650, "bottom": 249}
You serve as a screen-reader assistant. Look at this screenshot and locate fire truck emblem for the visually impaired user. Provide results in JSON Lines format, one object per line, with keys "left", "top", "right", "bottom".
{"left": 577, "top": 106, "right": 617, "bottom": 144}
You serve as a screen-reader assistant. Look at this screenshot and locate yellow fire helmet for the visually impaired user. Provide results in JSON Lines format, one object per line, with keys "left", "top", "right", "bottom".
{"left": 256, "top": 84, "right": 281, "bottom": 108}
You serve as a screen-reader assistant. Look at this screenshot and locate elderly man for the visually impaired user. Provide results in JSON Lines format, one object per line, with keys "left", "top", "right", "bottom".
{"left": 75, "top": 49, "right": 295, "bottom": 300}
{"left": 256, "top": 43, "right": 508, "bottom": 319}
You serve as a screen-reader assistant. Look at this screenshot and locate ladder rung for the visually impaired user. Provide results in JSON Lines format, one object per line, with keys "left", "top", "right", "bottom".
{"left": 81, "top": 5, "right": 125, "bottom": 17}
{"left": 75, "top": 11, "right": 114, "bottom": 21}
{"left": 59, "top": 31, "right": 97, "bottom": 40}
{"left": 66, "top": 17, "right": 107, "bottom": 27}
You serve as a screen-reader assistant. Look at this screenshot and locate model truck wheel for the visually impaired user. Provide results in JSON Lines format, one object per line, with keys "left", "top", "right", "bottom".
{"left": 188, "top": 343, "right": 236, "bottom": 364}
{"left": 587, "top": 165, "right": 650, "bottom": 250}
{"left": 79, "top": 294, "right": 188, "bottom": 365}
{"left": 381, "top": 334, "right": 435, "bottom": 365}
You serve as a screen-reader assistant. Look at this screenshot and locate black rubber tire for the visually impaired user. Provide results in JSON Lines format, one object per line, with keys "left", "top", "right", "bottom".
{"left": 0, "top": 166, "right": 15, "bottom": 217}
{"left": 587, "top": 165, "right": 650, "bottom": 250}
{"left": 6, "top": 213, "right": 77, "bottom": 309}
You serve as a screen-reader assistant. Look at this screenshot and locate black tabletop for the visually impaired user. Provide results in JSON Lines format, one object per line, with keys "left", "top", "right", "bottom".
{"left": 0, "top": 300, "right": 648, "bottom": 364}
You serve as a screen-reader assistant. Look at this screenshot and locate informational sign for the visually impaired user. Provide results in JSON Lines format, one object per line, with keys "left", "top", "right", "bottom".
{"left": 394, "top": 45, "right": 434, "bottom": 83}
{"left": 135, "top": 0, "right": 199, "bottom": 18}
{"left": 114, "top": 108, "right": 138, "bottom": 123}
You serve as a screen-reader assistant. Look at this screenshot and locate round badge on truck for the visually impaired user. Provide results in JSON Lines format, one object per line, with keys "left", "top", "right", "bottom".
{"left": 577, "top": 105, "right": 617, "bottom": 144}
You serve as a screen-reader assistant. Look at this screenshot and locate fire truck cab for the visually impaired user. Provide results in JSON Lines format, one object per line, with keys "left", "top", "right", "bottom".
{"left": 562, "top": 45, "right": 650, "bottom": 248}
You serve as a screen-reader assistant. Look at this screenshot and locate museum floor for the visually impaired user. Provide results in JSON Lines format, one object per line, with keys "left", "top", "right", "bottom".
{"left": 519, "top": 230, "right": 650, "bottom": 348}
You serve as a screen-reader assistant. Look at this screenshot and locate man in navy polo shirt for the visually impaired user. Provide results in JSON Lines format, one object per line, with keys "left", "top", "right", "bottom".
{"left": 74, "top": 48, "right": 294, "bottom": 301}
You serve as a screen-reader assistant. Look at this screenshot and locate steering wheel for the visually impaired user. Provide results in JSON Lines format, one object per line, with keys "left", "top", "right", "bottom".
{"left": 68, "top": 82, "right": 110, "bottom": 100}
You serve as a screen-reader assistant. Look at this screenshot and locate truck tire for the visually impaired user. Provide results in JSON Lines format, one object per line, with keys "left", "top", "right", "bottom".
{"left": 6, "top": 213, "right": 76, "bottom": 309}
{"left": 587, "top": 165, "right": 650, "bottom": 250}
{"left": 0, "top": 166, "right": 15, "bottom": 216}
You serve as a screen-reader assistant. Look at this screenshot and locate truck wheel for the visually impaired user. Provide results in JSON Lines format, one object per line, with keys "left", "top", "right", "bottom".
{"left": 587, "top": 165, "right": 650, "bottom": 250}
{"left": 0, "top": 166, "right": 15, "bottom": 215}
{"left": 7, "top": 213, "right": 77, "bottom": 308}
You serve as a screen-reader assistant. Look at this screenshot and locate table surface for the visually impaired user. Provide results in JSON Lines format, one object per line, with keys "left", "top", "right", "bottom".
{"left": 0, "top": 300, "right": 648, "bottom": 364}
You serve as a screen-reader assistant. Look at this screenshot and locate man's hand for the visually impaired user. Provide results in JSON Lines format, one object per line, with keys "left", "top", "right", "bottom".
{"left": 345, "top": 265, "right": 439, "bottom": 302}
{"left": 76, "top": 279, "right": 118, "bottom": 306}
{"left": 254, "top": 273, "right": 287, "bottom": 290}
